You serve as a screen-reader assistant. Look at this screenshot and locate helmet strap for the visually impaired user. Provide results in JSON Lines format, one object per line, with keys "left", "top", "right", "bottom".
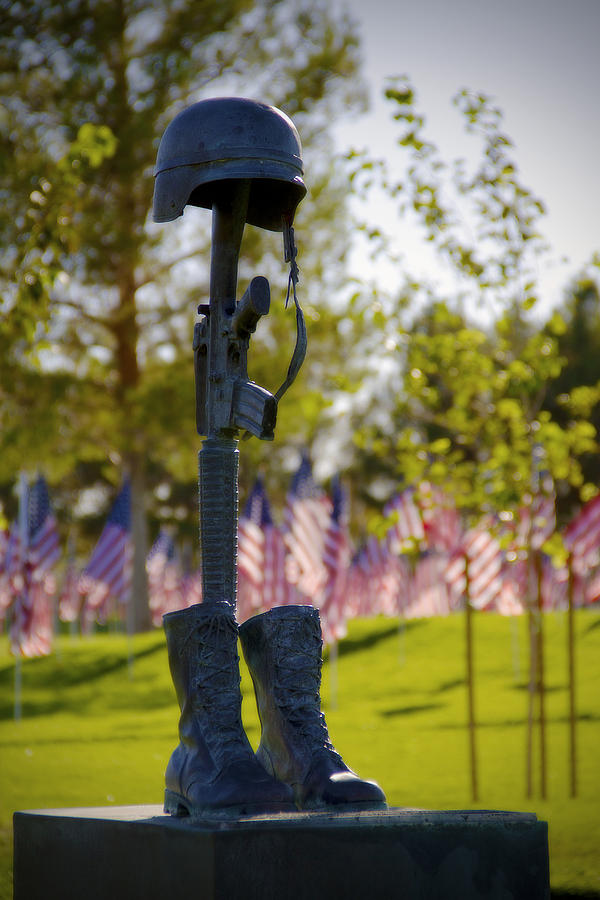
{"left": 274, "top": 219, "right": 307, "bottom": 403}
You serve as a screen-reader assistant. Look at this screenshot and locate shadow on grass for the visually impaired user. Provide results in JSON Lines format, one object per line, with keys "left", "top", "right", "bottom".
{"left": 437, "top": 677, "right": 465, "bottom": 692}
{"left": 0, "top": 638, "right": 166, "bottom": 688}
{"left": 380, "top": 702, "right": 444, "bottom": 718}
{"left": 0, "top": 638, "right": 173, "bottom": 721}
{"left": 334, "top": 620, "right": 425, "bottom": 658}
{"left": 582, "top": 616, "right": 600, "bottom": 636}
{"left": 434, "top": 711, "right": 600, "bottom": 730}
{"left": 512, "top": 682, "right": 565, "bottom": 694}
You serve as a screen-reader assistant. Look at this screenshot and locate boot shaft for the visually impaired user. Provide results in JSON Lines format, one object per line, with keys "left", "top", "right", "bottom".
{"left": 239, "top": 605, "right": 340, "bottom": 780}
{"left": 239, "top": 604, "right": 323, "bottom": 721}
{"left": 239, "top": 604, "right": 387, "bottom": 811}
{"left": 164, "top": 601, "right": 237, "bottom": 706}
{"left": 164, "top": 601, "right": 250, "bottom": 770}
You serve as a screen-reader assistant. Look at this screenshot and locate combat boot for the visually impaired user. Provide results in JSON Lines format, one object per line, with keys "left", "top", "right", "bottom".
{"left": 239, "top": 604, "right": 387, "bottom": 811}
{"left": 163, "top": 601, "right": 295, "bottom": 817}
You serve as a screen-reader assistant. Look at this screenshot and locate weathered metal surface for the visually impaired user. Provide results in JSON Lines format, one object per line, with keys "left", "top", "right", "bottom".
{"left": 153, "top": 97, "right": 306, "bottom": 230}
{"left": 240, "top": 605, "right": 387, "bottom": 811}
{"left": 162, "top": 602, "right": 295, "bottom": 817}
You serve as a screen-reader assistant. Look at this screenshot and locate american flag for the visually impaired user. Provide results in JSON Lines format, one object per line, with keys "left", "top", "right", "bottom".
{"left": 0, "top": 524, "right": 18, "bottom": 618}
{"left": 58, "top": 555, "right": 81, "bottom": 623}
{"left": 238, "top": 478, "right": 295, "bottom": 619}
{"left": 283, "top": 456, "right": 331, "bottom": 601}
{"left": 8, "top": 476, "right": 60, "bottom": 658}
{"left": 238, "top": 478, "right": 269, "bottom": 618}
{"left": 445, "top": 518, "right": 504, "bottom": 611}
{"left": 540, "top": 557, "right": 568, "bottom": 611}
{"left": 584, "top": 566, "right": 600, "bottom": 606}
{"left": 146, "top": 529, "right": 183, "bottom": 626}
{"left": 345, "top": 546, "right": 367, "bottom": 618}
{"left": 181, "top": 568, "right": 203, "bottom": 608}
{"left": 418, "top": 482, "right": 462, "bottom": 552}
{"left": 406, "top": 552, "right": 454, "bottom": 618}
{"left": 384, "top": 488, "right": 424, "bottom": 554}
{"left": 366, "top": 535, "right": 405, "bottom": 617}
{"left": 564, "top": 494, "right": 600, "bottom": 575}
{"left": 27, "top": 475, "right": 61, "bottom": 579}
{"left": 320, "top": 477, "right": 353, "bottom": 643}
{"left": 9, "top": 476, "right": 61, "bottom": 657}
{"left": 0, "top": 527, "right": 9, "bottom": 575}
{"left": 79, "top": 479, "right": 132, "bottom": 624}
{"left": 516, "top": 454, "right": 556, "bottom": 552}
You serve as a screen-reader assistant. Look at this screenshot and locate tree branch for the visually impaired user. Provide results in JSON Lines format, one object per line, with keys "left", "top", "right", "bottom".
{"left": 135, "top": 247, "right": 209, "bottom": 290}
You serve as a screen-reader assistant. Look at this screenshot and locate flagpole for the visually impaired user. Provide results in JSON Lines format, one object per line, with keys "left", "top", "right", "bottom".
{"left": 14, "top": 472, "right": 28, "bottom": 722}
{"left": 567, "top": 552, "right": 577, "bottom": 797}
{"left": 510, "top": 614, "right": 521, "bottom": 682}
{"left": 126, "top": 581, "right": 134, "bottom": 680}
{"left": 525, "top": 565, "right": 537, "bottom": 798}
{"left": 534, "top": 550, "right": 547, "bottom": 800}
{"left": 399, "top": 551, "right": 415, "bottom": 666}
{"left": 464, "top": 553, "right": 478, "bottom": 802}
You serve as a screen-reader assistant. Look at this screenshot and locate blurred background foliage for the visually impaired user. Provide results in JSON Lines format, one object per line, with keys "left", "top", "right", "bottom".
{"left": 0, "top": 0, "right": 599, "bottom": 619}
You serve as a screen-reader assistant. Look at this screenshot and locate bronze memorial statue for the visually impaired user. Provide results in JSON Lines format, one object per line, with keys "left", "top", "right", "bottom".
{"left": 152, "top": 97, "right": 386, "bottom": 817}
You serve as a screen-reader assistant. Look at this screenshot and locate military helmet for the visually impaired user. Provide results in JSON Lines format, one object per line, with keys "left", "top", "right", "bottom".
{"left": 153, "top": 97, "right": 306, "bottom": 231}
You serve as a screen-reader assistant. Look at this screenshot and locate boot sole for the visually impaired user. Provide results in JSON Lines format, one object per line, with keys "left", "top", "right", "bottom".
{"left": 164, "top": 789, "right": 297, "bottom": 819}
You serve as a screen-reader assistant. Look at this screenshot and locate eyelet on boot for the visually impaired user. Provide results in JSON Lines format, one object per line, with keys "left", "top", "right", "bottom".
{"left": 239, "top": 605, "right": 387, "bottom": 811}
{"left": 163, "top": 601, "right": 296, "bottom": 818}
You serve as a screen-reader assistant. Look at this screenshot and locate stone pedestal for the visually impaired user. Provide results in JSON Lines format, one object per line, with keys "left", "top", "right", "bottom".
{"left": 13, "top": 805, "right": 550, "bottom": 900}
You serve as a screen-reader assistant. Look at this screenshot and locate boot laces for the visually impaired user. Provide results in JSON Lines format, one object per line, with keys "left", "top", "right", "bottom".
{"left": 183, "top": 613, "right": 249, "bottom": 766}
{"left": 272, "top": 616, "right": 343, "bottom": 764}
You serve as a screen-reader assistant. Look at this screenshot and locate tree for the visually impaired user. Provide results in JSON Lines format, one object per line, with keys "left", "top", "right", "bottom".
{"left": 542, "top": 268, "right": 600, "bottom": 519}
{"left": 0, "top": 0, "right": 365, "bottom": 628}
{"left": 342, "top": 79, "right": 598, "bottom": 527}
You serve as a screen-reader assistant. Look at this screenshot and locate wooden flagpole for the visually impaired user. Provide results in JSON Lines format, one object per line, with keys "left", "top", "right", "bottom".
{"left": 534, "top": 550, "right": 547, "bottom": 799}
{"left": 14, "top": 472, "right": 29, "bottom": 722}
{"left": 567, "top": 552, "right": 577, "bottom": 796}
{"left": 464, "top": 553, "right": 478, "bottom": 802}
{"left": 525, "top": 565, "right": 537, "bottom": 799}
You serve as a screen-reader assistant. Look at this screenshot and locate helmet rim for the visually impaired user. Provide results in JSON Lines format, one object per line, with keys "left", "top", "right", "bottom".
{"left": 152, "top": 97, "right": 306, "bottom": 230}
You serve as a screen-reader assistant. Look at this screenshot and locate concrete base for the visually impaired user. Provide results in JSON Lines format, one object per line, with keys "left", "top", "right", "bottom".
{"left": 13, "top": 805, "right": 550, "bottom": 900}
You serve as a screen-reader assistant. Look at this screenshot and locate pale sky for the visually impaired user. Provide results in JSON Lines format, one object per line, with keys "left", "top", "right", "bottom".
{"left": 333, "top": 0, "right": 600, "bottom": 316}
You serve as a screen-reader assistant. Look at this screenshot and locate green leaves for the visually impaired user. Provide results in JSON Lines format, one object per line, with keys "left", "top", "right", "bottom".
{"left": 68, "top": 124, "right": 118, "bottom": 170}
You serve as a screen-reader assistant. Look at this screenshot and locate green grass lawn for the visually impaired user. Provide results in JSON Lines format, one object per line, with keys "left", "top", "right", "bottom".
{"left": 1, "top": 609, "right": 599, "bottom": 898}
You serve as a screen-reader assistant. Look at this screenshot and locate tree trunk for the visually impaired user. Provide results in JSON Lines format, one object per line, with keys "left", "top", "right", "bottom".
{"left": 127, "top": 454, "right": 150, "bottom": 632}
{"left": 114, "top": 265, "right": 151, "bottom": 632}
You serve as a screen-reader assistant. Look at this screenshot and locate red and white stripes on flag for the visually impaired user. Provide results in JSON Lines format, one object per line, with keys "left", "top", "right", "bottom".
{"left": 564, "top": 494, "right": 600, "bottom": 575}
{"left": 319, "top": 478, "right": 353, "bottom": 642}
{"left": 263, "top": 522, "right": 294, "bottom": 610}
{"left": 8, "top": 475, "right": 60, "bottom": 658}
{"left": 0, "top": 528, "right": 9, "bottom": 622}
{"left": 418, "top": 482, "right": 462, "bottom": 553}
{"left": 384, "top": 488, "right": 424, "bottom": 553}
{"left": 0, "top": 523, "right": 22, "bottom": 619}
{"left": 10, "top": 579, "right": 54, "bottom": 658}
{"left": 406, "top": 553, "right": 454, "bottom": 618}
{"left": 146, "top": 529, "right": 183, "bottom": 626}
{"left": 238, "top": 480, "right": 268, "bottom": 618}
{"left": 515, "top": 458, "right": 556, "bottom": 554}
{"left": 445, "top": 519, "right": 504, "bottom": 610}
{"left": 27, "top": 475, "right": 61, "bottom": 580}
{"left": 238, "top": 478, "right": 295, "bottom": 621}
{"left": 79, "top": 479, "right": 132, "bottom": 624}
{"left": 58, "top": 557, "right": 81, "bottom": 623}
{"left": 283, "top": 456, "right": 332, "bottom": 602}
